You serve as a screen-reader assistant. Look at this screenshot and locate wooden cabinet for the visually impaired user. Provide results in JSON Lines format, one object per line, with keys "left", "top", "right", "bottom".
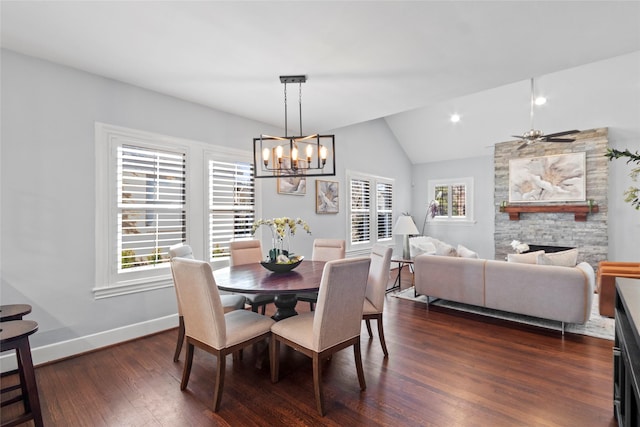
{"left": 614, "top": 278, "right": 640, "bottom": 426}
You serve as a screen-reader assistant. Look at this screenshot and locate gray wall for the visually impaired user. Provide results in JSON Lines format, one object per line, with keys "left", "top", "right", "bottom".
{"left": 0, "top": 49, "right": 413, "bottom": 359}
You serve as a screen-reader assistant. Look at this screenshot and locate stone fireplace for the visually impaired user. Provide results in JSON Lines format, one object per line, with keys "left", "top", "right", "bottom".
{"left": 494, "top": 128, "right": 609, "bottom": 269}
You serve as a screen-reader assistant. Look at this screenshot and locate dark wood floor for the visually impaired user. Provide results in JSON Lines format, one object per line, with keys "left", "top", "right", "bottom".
{"left": 3, "top": 272, "right": 617, "bottom": 426}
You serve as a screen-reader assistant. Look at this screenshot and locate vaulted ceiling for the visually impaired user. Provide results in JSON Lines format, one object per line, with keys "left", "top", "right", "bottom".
{"left": 2, "top": 1, "right": 639, "bottom": 163}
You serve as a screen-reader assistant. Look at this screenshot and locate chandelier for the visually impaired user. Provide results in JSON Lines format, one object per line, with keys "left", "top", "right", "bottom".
{"left": 253, "top": 75, "right": 336, "bottom": 179}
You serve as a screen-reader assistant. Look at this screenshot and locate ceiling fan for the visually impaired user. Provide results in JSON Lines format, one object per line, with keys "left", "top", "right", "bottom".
{"left": 512, "top": 78, "right": 579, "bottom": 150}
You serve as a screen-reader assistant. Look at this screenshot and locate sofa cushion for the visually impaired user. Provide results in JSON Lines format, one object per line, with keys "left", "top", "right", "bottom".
{"left": 425, "top": 237, "right": 457, "bottom": 256}
{"left": 507, "top": 250, "right": 544, "bottom": 264}
{"left": 457, "top": 244, "right": 478, "bottom": 259}
{"left": 536, "top": 248, "right": 578, "bottom": 267}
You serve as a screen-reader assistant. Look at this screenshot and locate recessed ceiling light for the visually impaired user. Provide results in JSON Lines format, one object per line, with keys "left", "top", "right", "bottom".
{"left": 450, "top": 114, "right": 461, "bottom": 123}
{"left": 534, "top": 96, "right": 547, "bottom": 106}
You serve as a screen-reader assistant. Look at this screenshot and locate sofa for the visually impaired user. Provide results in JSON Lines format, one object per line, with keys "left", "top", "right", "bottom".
{"left": 414, "top": 254, "right": 595, "bottom": 327}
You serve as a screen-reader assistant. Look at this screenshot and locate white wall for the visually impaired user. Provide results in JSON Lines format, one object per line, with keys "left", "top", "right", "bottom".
{"left": 0, "top": 49, "right": 413, "bottom": 364}
{"left": 409, "top": 52, "right": 640, "bottom": 262}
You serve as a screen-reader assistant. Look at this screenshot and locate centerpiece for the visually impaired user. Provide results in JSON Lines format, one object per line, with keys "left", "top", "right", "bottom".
{"left": 251, "top": 217, "right": 311, "bottom": 272}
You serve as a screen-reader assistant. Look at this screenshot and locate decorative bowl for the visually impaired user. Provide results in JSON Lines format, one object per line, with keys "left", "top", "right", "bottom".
{"left": 260, "top": 256, "right": 304, "bottom": 273}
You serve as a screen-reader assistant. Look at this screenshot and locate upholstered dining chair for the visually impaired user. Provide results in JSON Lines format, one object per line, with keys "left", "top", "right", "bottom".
{"left": 362, "top": 244, "right": 393, "bottom": 357}
{"left": 297, "top": 238, "right": 346, "bottom": 310}
{"left": 169, "top": 244, "right": 245, "bottom": 362}
{"left": 229, "top": 240, "right": 275, "bottom": 314}
{"left": 270, "top": 257, "right": 371, "bottom": 416}
{"left": 170, "top": 257, "right": 275, "bottom": 412}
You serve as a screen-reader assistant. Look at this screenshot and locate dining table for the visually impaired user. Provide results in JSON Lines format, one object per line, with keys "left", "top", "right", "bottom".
{"left": 213, "top": 260, "right": 326, "bottom": 321}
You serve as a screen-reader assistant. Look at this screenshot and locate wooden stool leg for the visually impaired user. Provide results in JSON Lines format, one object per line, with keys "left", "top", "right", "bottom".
{"left": 15, "top": 339, "right": 43, "bottom": 427}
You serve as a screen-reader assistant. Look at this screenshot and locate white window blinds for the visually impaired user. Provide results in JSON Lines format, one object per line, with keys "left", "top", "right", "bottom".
{"left": 377, "top": 182, "right": 393, "bottom": 240}
{"left": 117, "top": 144, "right": 186, "bottom": 271}
{"left": 350, "top": 178, "right": 371, "bottom": 244}
{"left": 208, "top": 159, "right": 255, "bottom": 260}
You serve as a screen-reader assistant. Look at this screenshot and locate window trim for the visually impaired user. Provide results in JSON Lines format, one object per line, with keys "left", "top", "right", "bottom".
{"left": 427, "top": 177, "right": 475, "bottom": 225}
{"left": 346, "top": 170, "right": 395, "bottom": 253}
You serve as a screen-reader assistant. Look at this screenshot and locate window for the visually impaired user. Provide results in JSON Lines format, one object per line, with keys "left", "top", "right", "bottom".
{"left": 428, "top": 177, "right": 474, "bottom": 223}
{"left": 208, "top": 158, "right": 256, "bottom": 261}
{"left": 118, "top": 145, "right": 186, "bottom": 271}
{"left": 95, "top": 123, "right": 256, "bottom": 298}
{"left": 347, "top": 171, "right": 394, "bottom": 251}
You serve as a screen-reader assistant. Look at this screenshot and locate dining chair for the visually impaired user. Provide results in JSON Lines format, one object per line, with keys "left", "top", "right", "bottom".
{"left": 170, "top": 257, "right": 275, "bottom": 412}
{"left": 169, "top": 244, "right": 246, "bottom": 362}
{"left": 297, "top": 238, "right": 346, "bottom": 310}
{"left": 229, "top": 240, "right": 275, "bottom": 314}
{"left": 270, "top": 257, "right": 371, "bottom": 416}
{"left": 362, "top": 244, "right": 393, "bottom": 357}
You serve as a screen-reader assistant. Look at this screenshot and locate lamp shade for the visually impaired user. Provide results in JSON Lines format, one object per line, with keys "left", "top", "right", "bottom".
{"left": 393, "top": 215, "right": 419, "bottom": 235}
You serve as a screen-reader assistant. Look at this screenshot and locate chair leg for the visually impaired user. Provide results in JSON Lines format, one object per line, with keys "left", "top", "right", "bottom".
{"left": 212, "top": 353, "right": 226, "bottom": 412}
{"left": 260, "top": 303, "right": 266, "bottom": 315}
{"left": 376, "top": 315, "right": 389, "bottom": 358}
{"left": 174, "top": 315, "right": 185, "bottom": 362}
{"left": 180, "top": 343, "right": 194, "bottom": 390}
{"left": 270, "top": 336, "right": 280, "bottom": 383}
{"left": 251, "top": 303, "right": 259, "bottom": 313}
{"left": 312, "top": 353, "right": 324, "bottom": 416}
{"left": 353, "top": 340, "right": 366, "bottom": 391}
{"left": 365, "top": 318, "right": 373, "bottom": 338}
{"left": 309, "top": 301, "right": 315, "bottom": 311}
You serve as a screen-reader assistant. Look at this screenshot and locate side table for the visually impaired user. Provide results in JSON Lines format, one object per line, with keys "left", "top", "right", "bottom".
{"left": 387, "top": 258, "right": 414, "bottom": 293}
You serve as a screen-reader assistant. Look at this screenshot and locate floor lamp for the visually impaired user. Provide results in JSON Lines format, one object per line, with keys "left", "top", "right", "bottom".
{"left": 393, "top": 215, "right": 419, "bottom": 260}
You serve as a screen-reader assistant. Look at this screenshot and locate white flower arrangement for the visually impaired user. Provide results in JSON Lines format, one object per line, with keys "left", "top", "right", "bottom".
{"left": 510, "top": 240, "right": 530, "bottom": 254}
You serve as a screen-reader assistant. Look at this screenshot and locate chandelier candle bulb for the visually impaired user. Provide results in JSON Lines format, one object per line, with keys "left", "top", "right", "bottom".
{"left": 262, "top": 148, "right": 270, "bottom": 166}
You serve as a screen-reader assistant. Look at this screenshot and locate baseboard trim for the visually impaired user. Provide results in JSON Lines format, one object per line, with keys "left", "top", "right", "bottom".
{"left": 0, "top": 314, "right": 178, "bottom": 371}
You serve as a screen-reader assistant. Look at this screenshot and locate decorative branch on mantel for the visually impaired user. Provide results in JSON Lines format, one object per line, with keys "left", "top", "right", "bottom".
{"left": 500, "top": 204, "right": 599, "bottom": 221}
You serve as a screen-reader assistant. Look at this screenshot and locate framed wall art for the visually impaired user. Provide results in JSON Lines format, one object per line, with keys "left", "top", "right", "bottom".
{"left": 509, "top": 152, "right": 586, "bottom": 203}
{"left": 316, "top": 180, "right": 339, "bottom": 214}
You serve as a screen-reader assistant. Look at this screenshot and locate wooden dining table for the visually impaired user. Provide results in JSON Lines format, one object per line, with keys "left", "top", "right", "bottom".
{"left": 213, "top": 260, "right": 326, "bottom": 321}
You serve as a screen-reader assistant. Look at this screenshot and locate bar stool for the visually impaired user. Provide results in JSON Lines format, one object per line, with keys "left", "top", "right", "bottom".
{"left": 1, "top": 320, "right": 43, "bottom": 427}
{"left": 0, "top": 305, "right": 32, "bottom": 322}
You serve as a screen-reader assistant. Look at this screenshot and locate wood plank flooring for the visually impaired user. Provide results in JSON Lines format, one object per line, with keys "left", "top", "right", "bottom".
{"left": 2, "top": 271, "right": 617, "bottom": 426}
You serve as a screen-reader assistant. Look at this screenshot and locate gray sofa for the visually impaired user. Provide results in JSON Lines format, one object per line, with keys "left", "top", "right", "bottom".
{"left": 413, "top": 254, "right": 595, "bottom": 327}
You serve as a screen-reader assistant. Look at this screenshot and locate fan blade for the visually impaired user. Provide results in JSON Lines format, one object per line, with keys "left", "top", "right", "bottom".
{"left": 511, "top": 135, "right": 526, "bottom": 140}
{"left": 517, "top": 141, "right": 530, "bottom": 150}
{"left": 545, "top": 138, "right": 574, "bottom": 143}
{"left": 544, "top": 129, "right": 579, "bottom": 138}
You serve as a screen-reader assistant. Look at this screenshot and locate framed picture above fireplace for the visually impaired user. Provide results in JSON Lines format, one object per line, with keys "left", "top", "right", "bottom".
{"left": 509, "top": 152, "right": 586, "bottom": 203}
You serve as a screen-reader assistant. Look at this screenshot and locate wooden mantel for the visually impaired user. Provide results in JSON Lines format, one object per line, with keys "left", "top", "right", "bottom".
{"left": 501, "top": 204, "right": 599, "bottom": 221}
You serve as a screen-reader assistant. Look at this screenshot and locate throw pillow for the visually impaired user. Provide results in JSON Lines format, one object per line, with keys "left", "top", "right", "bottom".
{"left": 457, "top": 244, "right": 479, "bottom": 259}
{"left": 536, "top": 248, "right": 579, "bottom": 267}
{"left": 409, "top": 237, "right": 437, "bottom": 258}
{"left": 507, "top": 250, "right": 544, "bottom": 264}
{"left": 427, "top": 237, "right": 457, "bottom": 257}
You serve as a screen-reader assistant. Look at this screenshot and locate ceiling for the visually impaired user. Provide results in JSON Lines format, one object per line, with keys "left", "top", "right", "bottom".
{"left": 2, "top": 1, "right": 640, "bottom": 163}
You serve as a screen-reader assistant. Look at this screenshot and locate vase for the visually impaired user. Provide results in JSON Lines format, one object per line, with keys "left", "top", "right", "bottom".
{"left": 269, "top": 233, "right": 290, "bottom": 263}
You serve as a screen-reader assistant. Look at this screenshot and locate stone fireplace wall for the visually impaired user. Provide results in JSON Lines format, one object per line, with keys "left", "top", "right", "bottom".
{"left": 494, "top": 128, "right": 609, "bottom": 269}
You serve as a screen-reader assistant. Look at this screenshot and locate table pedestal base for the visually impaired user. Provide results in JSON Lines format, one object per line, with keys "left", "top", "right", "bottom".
{"left": 272, "top": 294, "right": 298, "bottom": 321}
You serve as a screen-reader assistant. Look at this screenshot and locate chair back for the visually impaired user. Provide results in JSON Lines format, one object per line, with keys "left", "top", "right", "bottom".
{"left": 365, "top": 244, "right": 393, "bottom": 312}
{"left": 313, "top": 257, "right": 371, "bottom": 351}
{"left": 169, "top": 243, "right": 194, "bottom": 260}
{"left": 170, "top": 257, "right": 226, "bottom": 349}
{"left": 168, "top": 243, "right": 195, "bottom": 316}
{"left": 311, "top": 239, "right": 346, "bottom": 262}
{"left": 229, "top": 240, "right": 263, "bottom": 266}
